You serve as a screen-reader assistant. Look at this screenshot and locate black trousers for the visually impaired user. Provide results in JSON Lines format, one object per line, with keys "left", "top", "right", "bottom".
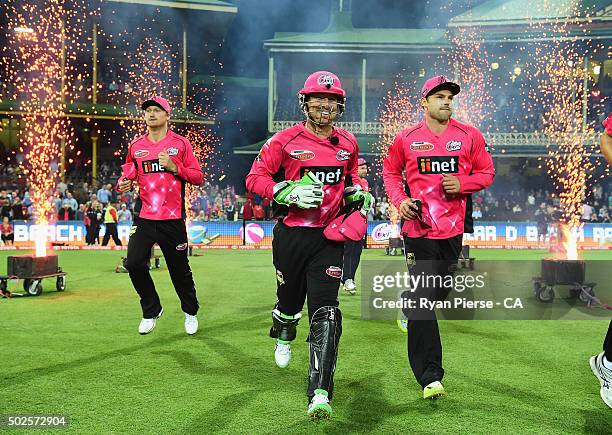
{"left": 102, "top": 223, "right": 122, "bottom": 246}
{"left": 605, "top": 320, "right": 612, "bottom": 361}
{"left": 126, "top": 218, "right": 198, "bottom": 318}
{"left": 341, "top": 239, "right": 364, "bottom": 283}
{"left": 272, "top": 222, "right": 343, "bottom": 320}
{"left": 402, "top": 234, "right": 463, "bottom": 388}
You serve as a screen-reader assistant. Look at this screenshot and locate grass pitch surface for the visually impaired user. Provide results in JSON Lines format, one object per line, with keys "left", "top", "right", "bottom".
{"left": 1, "top": 249, "right": 610, "bottom": 434}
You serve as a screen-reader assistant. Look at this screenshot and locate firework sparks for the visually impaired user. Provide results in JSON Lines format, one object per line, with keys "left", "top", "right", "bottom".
{"left": 1, "top": 0, "right": 91, "bottom": 256}
{"left": 524, "top": 0, "right": 604, "bottom": 258}
{"left": 98, "top": 20, "right": 220, "bottom": 223}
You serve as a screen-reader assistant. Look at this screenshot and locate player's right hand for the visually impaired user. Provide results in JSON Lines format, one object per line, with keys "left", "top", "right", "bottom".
{"left": 117, "top": 179, "right": 133, "bottom": 193}
{"left": 399, "top": 198, "right": 419, "bottom": 220}
{"left": 273, "top": 178, "right": 324, "bottom": 209}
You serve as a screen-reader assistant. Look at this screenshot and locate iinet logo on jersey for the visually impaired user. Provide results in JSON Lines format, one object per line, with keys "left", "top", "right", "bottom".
{"left": 141, "top": 159, "right": 169, "bottom": 174}
{"left": 417, "top": 156, "right": 459, "bottom": 174}
{"left": 300, "top": 166, "right": 344, "bottom": 185}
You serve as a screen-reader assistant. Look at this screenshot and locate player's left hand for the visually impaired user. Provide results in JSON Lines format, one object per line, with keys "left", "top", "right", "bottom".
{"left": 158, "top": 152, "right": 178, "bottom": 173}
{"left": 442, "top": 174, "right": 460, "bottom": 194}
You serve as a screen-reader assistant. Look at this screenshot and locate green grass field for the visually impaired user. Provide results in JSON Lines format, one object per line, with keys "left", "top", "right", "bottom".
{"left": 1, "top": 249, "right": 610, "bottom": 434}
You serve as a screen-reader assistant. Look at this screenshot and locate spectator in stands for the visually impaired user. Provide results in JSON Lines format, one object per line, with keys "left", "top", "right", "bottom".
{"left": 582, "top": 203, "right": 594, "bottom": 222}
{"left": 62, "top": 191, "right": 78, "bottom": 213}
{"left": 241, "top": 198, "right": 253, "bottom": 220}
{"left": 58, "top": 203, "right": 75, "bottom": 221}
{"left": 76, "top": 203, "right": 85, "bottom": 221}
{"left": 253, "top": 202, "right": 265, "bottom": 220}
{"left": 117, "top": 203, "right": 132, "bottom": 223}
{"left": 472, "top": 204, "right": 483, "bottom": 219}
{"left": 11, "top": 195, "right": 24, "bottom": 220}
{"left": 1, "top": 196, "right": 11, "bottom": 219}
{"left": 1, "top": 216, "right": 13, "bottom": 245}
{"left": 225, "top": 200, "right": 236, "bottom": 221}
{"left": 97, "top": 184, "right": 111, "bottom": 206}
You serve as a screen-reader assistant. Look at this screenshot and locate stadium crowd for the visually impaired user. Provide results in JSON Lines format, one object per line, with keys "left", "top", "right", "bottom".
{"left": 0, "top": 164, "right": 610, "bottom": 245}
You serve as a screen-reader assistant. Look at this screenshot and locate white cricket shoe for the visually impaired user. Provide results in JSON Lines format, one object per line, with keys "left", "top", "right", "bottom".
{"left": 423, "top": 381, "right": 447, "bottom": 399}
{"left": 184, "top": 313, "right": 198, "bottom": 335}
{"left": 589, "top": 351, "right": 612, "bottom": 409}
{"left": 274, "top": 342, "right": 291, "bottom": 368}
{"left": 343, "top": 279, "right": 357, "bottom": 295}
{"left": 138, "top": 308, "right": 163, "bottom": 335}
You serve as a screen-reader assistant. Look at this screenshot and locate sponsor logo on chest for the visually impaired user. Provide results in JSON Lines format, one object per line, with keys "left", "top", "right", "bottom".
{"left": 445, "top": 140, "right": 462, "bottom": 152}
{"left": 134, "top": 149, "right": 150, "bottom": 159}
{"left": 289, "top": 150, "right": 315, "bottom": 161}
{"left": 417, "top": 156, "right": 459, "bottom": 174}
{"left": 410, "top": 141, "right": 434, "bottom": 152}
{"left": 300, "top": 166, "right": 344, "bottom": 185}
{"left": 141, "top": 159, "right": 169, "bottom": 174}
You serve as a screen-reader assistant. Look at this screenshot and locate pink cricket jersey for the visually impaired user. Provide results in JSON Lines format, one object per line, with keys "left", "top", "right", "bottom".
{"left": 383, "top": 118, "right": 494, "bottom": 239}
{"left": 246, "top": 122, "right": 363, "bottom": 227}
{"left": 123, "top": 130, "right": 203, "bottom": 220}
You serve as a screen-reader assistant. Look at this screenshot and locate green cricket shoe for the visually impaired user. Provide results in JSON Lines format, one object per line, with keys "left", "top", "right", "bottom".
{"left": 308, "top": 389, "right": 332, "bottom": 419}
{"left": 397, "top": 313, "right": 408, "bottom": 333}
{"left": 423, "top": 381, "right": 447, "bottom": 400}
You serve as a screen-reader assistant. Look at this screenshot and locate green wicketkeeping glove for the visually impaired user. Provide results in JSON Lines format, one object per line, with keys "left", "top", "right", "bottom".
{"left": 344, "top": 186, "right": 374, "bottom": 211}
{"left": 273, "top": 172, "right": 324, "bottom": 209}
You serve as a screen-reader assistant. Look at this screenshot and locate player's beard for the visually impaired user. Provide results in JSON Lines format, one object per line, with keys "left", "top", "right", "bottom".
{"left": 306, "top": 106, "right": 337, "bottom": 126}
{"left": 432, "top": 107, "right": 452, "bottom": 122}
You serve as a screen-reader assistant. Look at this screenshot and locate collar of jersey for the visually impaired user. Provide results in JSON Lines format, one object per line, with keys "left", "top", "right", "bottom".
{"left": 144, "top": 129, "right": 172, "bottom": 146}
{"left": 299, "top": 122, "right": 338, "bottom": 144}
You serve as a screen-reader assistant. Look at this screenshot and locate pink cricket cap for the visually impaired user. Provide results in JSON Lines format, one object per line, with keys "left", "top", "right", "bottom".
{"left": 324, "top": 209, "right": 368, "bottom": 242}
{"left": 420, "top": 75, "right": 460, "bottom": 99}
{"left": 357, "top": 158, "right": 368, "bottom": 166}
{"left": 120, "top": 162, "right": 137, "bottom": 181}
{"left": 142, "top": 95, "right": 171, "bottom": 113}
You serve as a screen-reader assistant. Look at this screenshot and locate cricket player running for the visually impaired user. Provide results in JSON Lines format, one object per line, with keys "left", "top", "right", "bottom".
{"left": 246, "top": 71, "right": 373, "bottom": 418}
{"left": 117, "top": 96, "right": 203, "bottom": 335}
{"left": 591, "top": 112, "right": 612, "bottom": 408}
{"left": 383, "top": 76, "right": 495, "bottom": 399}
{"left": 341, "top": 157, "right": 370, "bottom": 295}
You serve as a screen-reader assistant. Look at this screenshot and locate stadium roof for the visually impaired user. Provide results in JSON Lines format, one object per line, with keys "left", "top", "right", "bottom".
{"left": 105, "top": 0, "right": 237, "bottom": 13}
{"left": 449, "top": 0, "right": 611, "bottom": 27}
{"left": 264, "top": 11, "right": 448, "bottom": 54}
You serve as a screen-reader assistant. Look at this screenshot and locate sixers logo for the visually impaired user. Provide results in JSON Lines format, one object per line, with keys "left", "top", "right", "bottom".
{"left": 336, "top": 150, "right": 350, "bottom": 161}
{"left": 317, "top": 74, "right": 335, "bottom": 86}
{"left": 167, "top": 147, "right": 179, "bottom": 156}
{"left": 445, "top": 140, "right": 462, "bottom": 152}
{"left": 410, "top": 142, "right": 434, "bottom": 152}
{"left": 289, "top": 150, "right": 315, "bottom": 161}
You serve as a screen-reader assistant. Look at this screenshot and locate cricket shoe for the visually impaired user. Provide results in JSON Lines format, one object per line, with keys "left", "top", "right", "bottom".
{"left": 308, "top": 389, "right": 332, "bottom": 419}
{"left": 423, "top": 381, "right": 447, "bottom": 400}
{"left": 184, "top": 313, "right": 198, "bottom": 335}
{"left": 589, "top": 351, "right": 612, "bottom": 409}
{"left": 343, "top": 279, "right": 357, "bottom": 295}
{"left": 138, "top": 308, "right": 163, "bottom": 335}
{"left": 274, "top": 342, "right": 291, "bottom": 368}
